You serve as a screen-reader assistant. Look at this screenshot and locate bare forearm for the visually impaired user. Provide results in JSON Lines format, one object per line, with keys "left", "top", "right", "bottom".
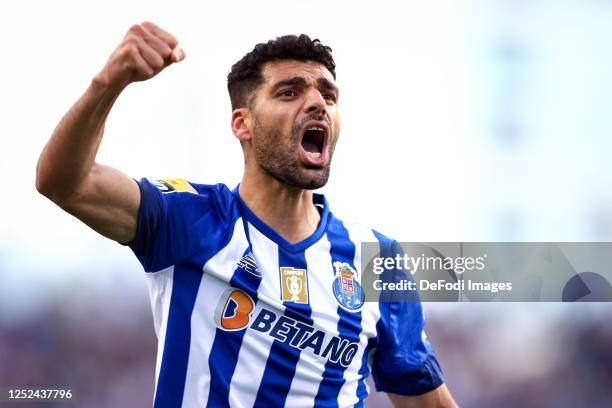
{"left": 34, "top": 22, "right": 185, "bottom": 243}
{"left": 35, "top": 76, "right": 124, "bottom": 202}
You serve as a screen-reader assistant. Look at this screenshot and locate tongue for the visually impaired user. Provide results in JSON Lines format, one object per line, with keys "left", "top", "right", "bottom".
{"left": 302, "top": 140, "right": 319, "bottom": 153}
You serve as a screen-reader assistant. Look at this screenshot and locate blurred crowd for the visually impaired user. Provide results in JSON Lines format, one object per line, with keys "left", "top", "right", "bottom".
{"left": 422, "top": 304, "right": 612, "bottom": 408}
{"left": 1, "top": 290, "right": 611, "bottom": 407}
{"left": 0, "top": 295, "right": 156, "bottom": 408}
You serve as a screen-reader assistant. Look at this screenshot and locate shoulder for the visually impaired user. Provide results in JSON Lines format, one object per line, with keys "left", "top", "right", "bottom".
{"left": 137, "top": 177, "right": 239, "bottom": 227}
{"left": 145, "top": 177, "right": 235, "bottom": 205}
{"left": 150, "top": 177, "right": 231, "bottom": 196}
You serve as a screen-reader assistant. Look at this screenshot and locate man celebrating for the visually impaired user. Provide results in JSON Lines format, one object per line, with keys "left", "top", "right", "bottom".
{"left": 36, "top": 22, "right": 457, "bottom": 408}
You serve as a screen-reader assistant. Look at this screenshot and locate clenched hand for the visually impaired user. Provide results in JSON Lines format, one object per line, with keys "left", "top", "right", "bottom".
{"left": 95, "top": 21, "right": 185, "bottom": 90}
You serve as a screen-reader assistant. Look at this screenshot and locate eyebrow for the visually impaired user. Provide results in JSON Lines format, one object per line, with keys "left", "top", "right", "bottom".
{"left": 271, "top": 76, "right": 308, "bottom": 90}
{"left": 270, "top": 76, "right": 339, "bottom": 94}
{"left": 317, "top": 77, "right": 339, "bottom": 95}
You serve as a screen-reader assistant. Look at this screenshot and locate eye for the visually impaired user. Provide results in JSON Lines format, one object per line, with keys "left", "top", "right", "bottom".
{"left": 322, "top": 93, "right": 337, "bottom": 103}
{"left": 321, "top": 93, "right": 336, "bottom": 103}
{"left": 279, "top": 89, "right": 297, "bottom": 98}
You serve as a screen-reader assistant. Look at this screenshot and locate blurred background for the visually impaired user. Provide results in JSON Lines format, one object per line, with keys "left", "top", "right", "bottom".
{"left": 2, "top": 0, "right": 612, "bottom": 406}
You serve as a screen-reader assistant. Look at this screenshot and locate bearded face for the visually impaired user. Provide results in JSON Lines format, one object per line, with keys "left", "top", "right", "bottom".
{"left": 251, "top": 112, "right": 337, "bottom": 190}
{"left": 246, "top": 60, "right": 340, "bottom": 190}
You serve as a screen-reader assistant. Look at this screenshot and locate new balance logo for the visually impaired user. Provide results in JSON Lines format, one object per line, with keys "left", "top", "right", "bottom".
{"left": 237, "top": 252, "right": 260, "bottom": 276}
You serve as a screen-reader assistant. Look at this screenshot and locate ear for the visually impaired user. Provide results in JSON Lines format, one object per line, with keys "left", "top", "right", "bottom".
{"left": 231, "top": 108, "right": 252, "bottom": 143}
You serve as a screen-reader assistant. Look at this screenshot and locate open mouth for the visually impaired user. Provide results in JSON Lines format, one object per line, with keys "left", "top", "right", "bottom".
{"left": 301, "top": 125, "right": 327, "bottom": 159}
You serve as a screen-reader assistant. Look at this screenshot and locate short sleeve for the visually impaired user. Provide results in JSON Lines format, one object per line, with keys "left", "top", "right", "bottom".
{"left": 370, "top": 239, "right": 444, "bottom": 395}
{"left": 127, "top": 177, "right": 233, "bottom": 272}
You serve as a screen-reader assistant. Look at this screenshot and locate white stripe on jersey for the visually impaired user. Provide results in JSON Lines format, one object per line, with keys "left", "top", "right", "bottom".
{"left": 284, "top": 236, "right": 338, "bottom": 407}
{"left": 228, "top": 224, "right": 283, "bottom": 408}
{"left": 181, "top": 217, "right": 249, "bottom": 408}
{"left": 146, "top": 265, "right": 175, "bottom": 401}
{"left": 337, "top": 224, "right": 381, "bottom": 406}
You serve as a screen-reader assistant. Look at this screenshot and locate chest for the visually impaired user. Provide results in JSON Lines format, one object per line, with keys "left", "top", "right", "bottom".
{"left": 199, "top": 219, "right": 375, "bottom": 341}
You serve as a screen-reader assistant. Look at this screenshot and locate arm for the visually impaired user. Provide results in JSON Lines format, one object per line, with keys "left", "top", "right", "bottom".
{"left": 388, "top": 384, "right": 459, "bottom": 408}
{"left": 35, "top": 22, "right": 185, "bottom": 243}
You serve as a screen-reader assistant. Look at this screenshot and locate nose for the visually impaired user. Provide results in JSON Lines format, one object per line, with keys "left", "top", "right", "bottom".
{"left": 304, "top": 88, "right": 326, "bottom": 115}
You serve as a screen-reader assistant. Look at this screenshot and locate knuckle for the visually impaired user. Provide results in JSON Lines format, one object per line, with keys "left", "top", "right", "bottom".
{"left": 121, "top": 43, "right": 138, "bottom": 58}
{"left": 133, "top": 61, "right": 152, "bottom": 75}
{"left": 129, "top": 24, "right": 143, "bottom": 35}
{"left": 143, "top": 67, "right": 155, "bottom": 77}
{"left": 122, "top": 38, "right": 137, "bottom": 49}
{"left": 167, "top": 36, "right": 178, "bottom": 48}
{"left": 159, "top": 45, "right": 172, "bottom": 59}
{"left": 151, "top": 58, "right": 164, "bottom": 70}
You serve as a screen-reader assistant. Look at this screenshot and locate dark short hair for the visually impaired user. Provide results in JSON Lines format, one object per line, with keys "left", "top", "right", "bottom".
{"left": 227, "top": 34, "right": 336, "bottom": 110}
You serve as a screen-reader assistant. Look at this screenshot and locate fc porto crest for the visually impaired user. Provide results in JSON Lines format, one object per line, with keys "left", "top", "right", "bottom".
{"left": 332, "top": 261, "right": 364, "bottom": 311}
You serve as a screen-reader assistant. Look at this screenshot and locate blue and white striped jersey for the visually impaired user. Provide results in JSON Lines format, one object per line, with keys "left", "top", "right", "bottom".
{"left": 128, "top": 177, "right": 443, "bottom": 408}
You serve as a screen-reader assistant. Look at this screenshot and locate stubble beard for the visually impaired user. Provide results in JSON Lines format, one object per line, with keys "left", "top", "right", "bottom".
{"left": 251, "top": 115, "right": 334, "bottom": 190}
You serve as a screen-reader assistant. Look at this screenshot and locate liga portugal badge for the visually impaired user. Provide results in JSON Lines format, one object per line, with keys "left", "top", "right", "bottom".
{"left": 332, "top": 261, "right": 364, "bottom": 311}
{"left": 280, "top": 267, "right": 309, "bottom": 304}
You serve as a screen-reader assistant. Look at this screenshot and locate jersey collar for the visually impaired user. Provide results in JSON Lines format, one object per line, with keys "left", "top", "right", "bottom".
{"left": 233, "top": 185, "right": 330, "bottom": 253}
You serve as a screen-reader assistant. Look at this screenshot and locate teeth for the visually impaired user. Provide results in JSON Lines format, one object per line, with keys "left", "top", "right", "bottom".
{"left": 306, "top": 151, "right": 321, "bottom": 159}
{"left": 307, "top": 126, "right": 324, "bottom": 132}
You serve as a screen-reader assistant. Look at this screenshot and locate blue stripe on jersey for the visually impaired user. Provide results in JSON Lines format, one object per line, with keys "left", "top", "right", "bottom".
{"left": 153, "top": 265, "right": 204, "bottom": 407}
{"left": 355, "top": 337, "right": 377, "bottom": 406}
{"left": 206, "top": 246, "right": 263, "bottom": 408}
{"left": 153, "top": 213, "right": 241, "bottom": 408}
{"left": 314, "top": 216, "right": 363, "bottom": 407}
{"left": 253, "top": 246, "right": 313, "bottom": 408}
{"left": 372, "top": 229, "right": 394, "bottom": 350}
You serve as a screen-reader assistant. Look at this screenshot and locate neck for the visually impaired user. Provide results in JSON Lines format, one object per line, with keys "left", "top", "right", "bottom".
{"left": 239, "top": 168, "right": 321, "bottom": 245}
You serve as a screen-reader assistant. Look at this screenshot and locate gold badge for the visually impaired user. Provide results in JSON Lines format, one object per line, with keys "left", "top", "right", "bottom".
{"left": 280, "top": 267, "right": 309, "bottom": 304}
{"left": 154, "top": 178, "right": 197, "bottom": 194}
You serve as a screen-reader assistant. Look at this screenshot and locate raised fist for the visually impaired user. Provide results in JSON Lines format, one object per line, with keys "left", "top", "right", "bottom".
{"left": 95, "top": 22, "right": 185, "bottom": 90}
